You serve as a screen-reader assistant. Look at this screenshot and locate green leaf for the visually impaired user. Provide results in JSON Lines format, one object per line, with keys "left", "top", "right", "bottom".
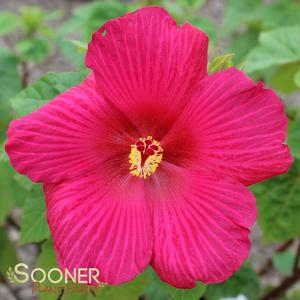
{"left": 44, "top": 10, "right": 64, "bottom": 21}
{"left": 205, "top": 265, "right": 260, "bottom": 300}
{"left": 245, "top": 26, "right": 300, "bottom": 73}
{"left": 146, "top": 268, "right": 206, "bottom": 300}
{"left": 270, "top": 63, "right": 300, "bottom": 94}
{"left": 0, "top": 48, "right": 21, "bottom": 140}
{"left": 176, "top": 0, "right": 206, "bottom": 10}
{"left": 0, "top": 12, "right": 21, "bottom": 36}
{"left": 76, "top": 0, "right": 128, "bottom": 41}
{"left": 227, "top": 30, "right": 259, "bottom": 65}
{"left": 56, "top": 0, "right": 127, "bottom": 67}
{"left": 261, "top": 0, "right": 300, "bottom": 29}
{"left": 20, "top": 186, "right": 50, "bottom": 244}
{"left": 294, "top": 67, "right": 300, "bottom": 88}
{"left": 0, "top": 149, "right": 29, "bottom": 224}
{"left": 165, "top": 282, "right": 206, "bottom": 300}
{"left": 144, "top": 277, "right": 168, "bottom": 300}
{"left": 0, "top": 228, "right": 18, "bottom": 273}
{"left": 16, "top": 38, "right": 51, "bottom": 64}
{"left": 60, "top": 0, "right": 127, "bottom": 41}
{"left": 21, "top": 6, "right": 45, "bottom": 37}
{"left": 190, "top": 17, "right": 216, "bottom": 41}
{"left": 56, "top": 35, "right": 85, "bottom": 67}
{"left": 99, "top": 272, "right": 149, "bottom": 300}
{"left": 69, "top": 40, "right": 88, "bottom": 53}
{"left": 11, "top": 71, "right": 88, "bottom": 118}
{"left": 38, "top": 26, "right": 55, "bottom": 39}
{"left": 272, "top": 251, "right": 295, "bottom": 276}
{"left": 0, "top": 161, "right": 19, "bottom": 225}
{"left": 286, "top": 106, "right": 300, "bottom": 121}
{"left": 288, "top": 112, "right": 300, "bottom": 161}
{"left": 223, "top": 0, "right": 262, "bottom": 34}
{"left": 159, "top": 1, "right": 184, "bottom": 22}
{"left": 208, "top": 53, "right": 234, "bottom": 74}
{"left": 285, "top": 291, "right": 300, "bottom": 300}
{"left": 253, "top": 162, "right": 300, "bottom": 242}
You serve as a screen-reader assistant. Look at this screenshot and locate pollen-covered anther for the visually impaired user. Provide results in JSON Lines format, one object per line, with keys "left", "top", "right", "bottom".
{"left": 129, "top": 136, "right": 163, "bottom": 179}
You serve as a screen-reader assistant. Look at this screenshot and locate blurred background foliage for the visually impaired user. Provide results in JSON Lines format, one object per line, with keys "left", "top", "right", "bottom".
{"left": 0, "top": 0, "right": 300, "bottom": 299}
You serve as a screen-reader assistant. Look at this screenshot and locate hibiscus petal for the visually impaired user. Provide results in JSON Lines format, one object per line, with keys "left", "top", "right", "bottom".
{"left": 86, "top": 6, "right": 208, "bottom": 126}
{"left": 44, "top": 172, "right": 152, "bottom": 285}
{"left": 150, "top": 163, "right": 256, "bottom": 287}
{"left": 5, "top": 74, "right": 138, "bottom": 183}
{"left": 162, "top": 67, "right": 292, "bottom": 185}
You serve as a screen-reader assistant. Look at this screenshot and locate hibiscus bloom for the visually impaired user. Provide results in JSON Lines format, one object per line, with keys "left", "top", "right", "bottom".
{"left": 5, "top": 7, "right": 292, "bottom": 288}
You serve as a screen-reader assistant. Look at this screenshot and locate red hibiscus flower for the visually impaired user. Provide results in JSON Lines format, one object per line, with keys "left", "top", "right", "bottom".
{"left": 5, "top": 7, "right": 292, "bottom": 288}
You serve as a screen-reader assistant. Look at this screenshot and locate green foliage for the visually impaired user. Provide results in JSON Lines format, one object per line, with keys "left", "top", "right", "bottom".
{"left": 208, "top": 53, "right": 234, "bottom": 74}
{"left": 261, "top": 0, "right": 300, "bottom": 29}
{"left": 0, "top": 6, "right": 62, "bottom": 76}
{"left": 272, "top": 251, "right": 295, "bottom": 276}
{"left": 269, "top": 64, "right": 300, "bottom": 95}
{"left": 0, "top": 140, "right": 30, "bottom": 223}
{"left": 21, "top": 6, "right": 46, "bottom": 37}
{"left": 98, "top": 272, "right": 149, "bottom": 300}
{"left": 145, "top": 268, "right": 206, "bottom": 300}
{"left": 11, "top": 71, "right": 88, "bottom": 118}
{"left": 16, "top": 37, "right": 51, "bottom": 64}
{"left": 294, "top": 68, "right": 300, "bottom": 88}
{"left": 190, "top": 17, "right": 216, "bottom": 40}
{"left": 205, "top": 265, "right": 260, "bottom": 300}
{"left": 228, "top": 31, "right": 258, "bottom": 65}
{"left": 0, "top": 48, "right": 21, "bottom": 140}
{"left": 285, "top": 291, "right": 300, "bottom": 300}
{"left": 253, "top": 162, "right": 300, "bottom": 242}
{"left": 176, "top": 0, "right": 206, "bottom": 11}
{"left": 0, "top": 11, "right": 21, "bottom": 36}
{"left": 20, "top": 185, "right": 50, "bottom": 244}
{"left": 56, "top": 0, "right": 127, "bottom": 66}
{"left": 224, "top": 0, "right": 300, "bottom": 34}
{"left": 5, "top": 71, "right": 88, "bottom": 244}
{"left": 223, "top": 0, "right": 262, "bottom": 34}
{"left": 0, "top": 228, "right": 18, "bottom": 273}
{"left": 15, "top": 6, "right": 61, "bottom": 65}
{"left": 0, "top": 159, "right": 29, "bottom": 225}
{"left": 0, "top": 164, "right": 14, "bottom": 224}
{"left": 224, "top": 0, "right": 300, "bottom": 75}
{"left": 63, "top": 0, "right": 127, "bottom": 41}
{"left": 69, "top": 40, "right": 88, "bottom": 53}
{"left": 245, "top": 26, "right": 300, "bottom": 73}
{"left": 288, "top": 112, "right": 300, "bottom": 161}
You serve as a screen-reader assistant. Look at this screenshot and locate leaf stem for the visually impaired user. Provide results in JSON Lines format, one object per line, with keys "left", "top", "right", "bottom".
{"left": 258, "top": 239, "right": 294, "bottom": 276}
{"left": 293, "top": 238, "right": 300, "bottom": 272}
{"left": 57, "top": 288, "right": 64, "bottom": 300}
{"left": 260, "top": 238, "right": 300, "bottom": 299}
{"left": 260, "top": 268, "right": 300, "bottom": 300}
{"left": 21, "top": 61, "right": 30, "bottom": 88}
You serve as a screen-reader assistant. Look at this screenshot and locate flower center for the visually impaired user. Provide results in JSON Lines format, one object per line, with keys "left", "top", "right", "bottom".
{"left": 129, "top": 136, "right": 163, "bottom": 179}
